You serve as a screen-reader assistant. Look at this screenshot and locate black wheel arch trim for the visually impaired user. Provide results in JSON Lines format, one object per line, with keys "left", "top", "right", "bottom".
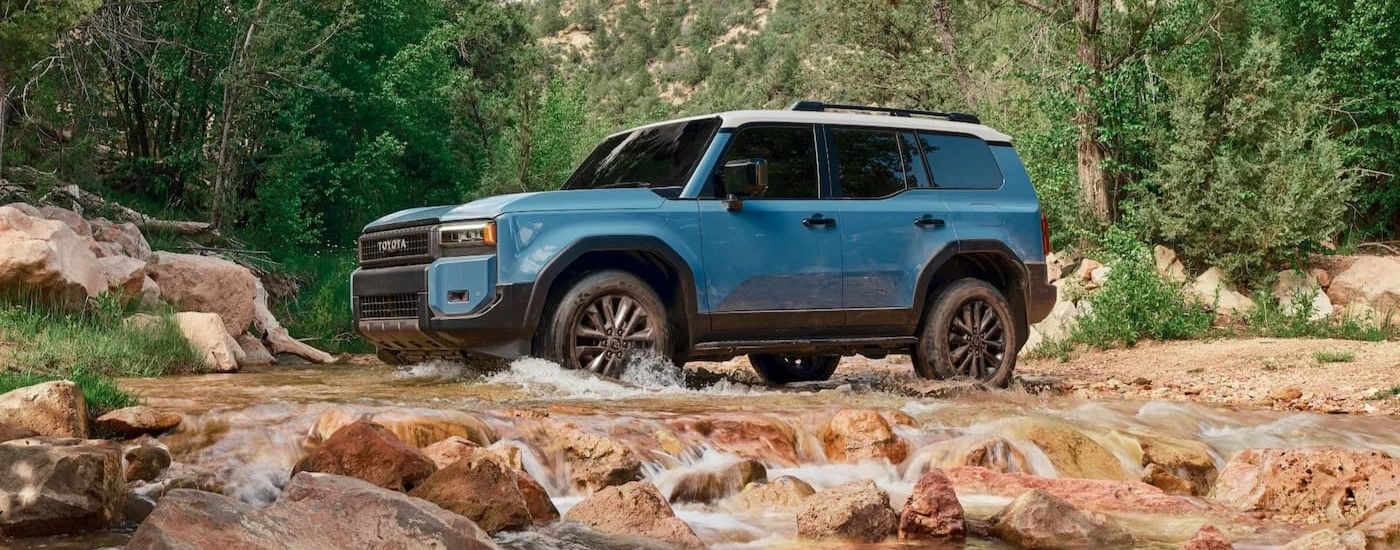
{"left": 912, "top": 240, "right": 1055, "bottom": 347}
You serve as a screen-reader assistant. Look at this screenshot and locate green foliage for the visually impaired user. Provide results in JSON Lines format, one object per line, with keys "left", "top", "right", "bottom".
{"left": 0, "top": 368, "right": 138, "bottom": 420}
{"left": 1069, "top": 228, "right": 1214, "bottom": 348}
{"left": 274, "top": 251, "right": 370, "bottom": 354}
{"left": 1244, "top": 288, "right": 1394, "bottom": 341}
{"left": 0, "top": 294, "right": 203, "bottom": 378}
{"left": 1313, "top": 349, "right": 1355, "bottom": 363}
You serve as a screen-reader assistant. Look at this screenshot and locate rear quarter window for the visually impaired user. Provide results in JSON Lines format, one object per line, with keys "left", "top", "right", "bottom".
{"left": 918, "top": 132, "right": 1004, "bottom": 190}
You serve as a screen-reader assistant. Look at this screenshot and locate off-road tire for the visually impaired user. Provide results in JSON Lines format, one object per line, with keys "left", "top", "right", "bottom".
{"left": 537, "top": 270, "right": 675, "bottom": 378}
{"left": 748, "top": 354, "right": 840, "bottom": 385}
{"left": 913, "top": 278, "right": 1018, "bottom": 388}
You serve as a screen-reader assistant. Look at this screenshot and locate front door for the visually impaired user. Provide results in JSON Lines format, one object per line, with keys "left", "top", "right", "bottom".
{"left": 698, "top": 124, "right": 844, "bottom": 336}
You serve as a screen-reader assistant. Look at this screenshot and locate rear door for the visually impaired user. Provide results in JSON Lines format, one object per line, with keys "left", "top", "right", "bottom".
{"left": 831, "top": 126, "right": 957, "bottom": 331}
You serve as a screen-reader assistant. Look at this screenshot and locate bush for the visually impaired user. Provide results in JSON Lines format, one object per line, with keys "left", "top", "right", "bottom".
{"left": 1069, "top": 228, "right": 1214, "bottom": 348}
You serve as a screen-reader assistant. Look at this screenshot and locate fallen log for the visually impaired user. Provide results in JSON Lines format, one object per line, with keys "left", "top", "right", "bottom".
{"left": 251, "top": 279, "right": 337, "bottom": 365}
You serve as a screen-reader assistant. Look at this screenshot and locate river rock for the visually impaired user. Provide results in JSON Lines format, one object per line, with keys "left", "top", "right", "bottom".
{"left": 988, "top": 489, "right": 1135, "bottom": 549}
{"left": 422, "top": 435, "right": 481, "bottom": 469}
{"left": 171, "top": 311, "right": 245, "bottom": 372}
{"left": 563, "top": 481, "right": 704, "bottom": 550}
{"left": 130, "top": 462, "right": 226, "bottom": 501}
{"left": 0, "top": 206, "right": 106, "bottom": 305}
{"left": 1328, "top": 256, "right": 1400, "bottom": 325}
{"left": 1281, "top": 529, "right": 1367, "bottom": 550}
{"left": 819, "top": 409, "right": 910, "bottom": 464}
{"left": 513, "top": 469, "right": 559, "bottom": 524}
{"left": 899, "top": 468, "right": 965, "bottom": 540}
{"left": 672, "top": 415, "right": 800, "bottom": 466}
{"left": 534, "top": 422, "right": 641, "bottom": 492}
{"left": 796, "top": 479, "right": 898, "bottom": 542}
{"left": 313, "top": 408, "right": 496, "bottom": 449}
{"left": 0, "top": 423, "right": 39, "bottom": 442}
{"left": 669, "top": 458, "right": 767, "bottom": 504}
{"left": 292, "top": 419, "right": 437, "bottom": 492}
{"left": 736, "top": 475, "right": 815, "bottom": 511}
{"left": 0, "top": 380, "right": 89, "bottom": 438}
{"left": 1211, "top": 447, "right": 1400, "bottom": 524}
{"left": 125, "top": 444, "right": 172, "bottom": 482}
{"left": 91, "top": 219, "right": 153, "bottom": 261}
{"left": 945, "top": 467, "right": 1206, "bottom": 514}
{"left": 911, "top": 434, "right": 1030, "bottom": 474}
{"left": 236, "top": 333, "right": 276, "bottom": 366}
{"left": 1182, "top": 525, "right": 1233, "bottom": 550}
{"left": 126, "top": 472, "right": 498, "bottom": 550}
{"left": 0, "top": 437, "right": 124, "bottom": 537}
{"left": 1022, "top": 423, "right": 1128, "bottom": 480}
{"left": 147, "top": 251, "right": 258, "bottom": 336}
{"left": 1190, "top": 267, "right": 1255, "bottom": 314}
{"left": 98, "top": 255, "right": 147, "bottom": 297}
{"left": 95, "top": 406, "right": 182, "bottom": 437}
{"left": 408, "top": 452, "right": 533, "bottom": 533}
{"left": 1104, "top": 430, "right": 1217, "bottom": 496}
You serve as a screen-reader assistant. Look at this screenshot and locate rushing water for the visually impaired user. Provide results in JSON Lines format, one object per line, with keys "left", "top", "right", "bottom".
{"left": 43, "top": 357, "right": 1400, "bottom": 549}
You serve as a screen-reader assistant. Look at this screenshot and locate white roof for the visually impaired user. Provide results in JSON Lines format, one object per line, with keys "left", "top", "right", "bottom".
{"left": 611, "top": 109, "right": 1012, "bottom": 143}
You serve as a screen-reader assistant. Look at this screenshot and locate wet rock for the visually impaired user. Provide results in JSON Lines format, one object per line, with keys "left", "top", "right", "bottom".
{"left": 945, "top": 467, "right": 1206, "bottom": 514}
{"left": 1281, "top": 529, "right": 1367, "bottom": 550}
{"left": 126, "top": 472, "right": 497, "bottom": 550}
{"left": 408, "top": 452, "right": 533, "bottom": 533}
{"left": 147, "top": 251, "right": 259, "bottom": 336}
{"left": 1182, "top": 525, "right": 1233, "bottom": 550}
{"left": 91, "top": 219, "right": 153, "bottom": 261}
{"left": 236, "top": 333, "right": 276, "bottom": 366}
{"left": 1328, "top": 256, "right": 1400, "bottom": 325}
{"left": 1191, "top": 267, "right": 1255, "bottom": 315}
{"left": 292, "top": 419, "right": 437, "bottom": 492}
{"left": 313, "top": 408, "right": 496, "bottom": 449}
{"left": 0, "top": 380, "right": 89, "bottom": 438}
{"left": 130, "top": 462, "right": 225, "bottom": 500}
{"left": 98, "top": 255, "right": 147, "bottom": 296}
{"left": 563, "top": 481, "right": 704, "bottom": 550}
{"left": 668, "top": 458, "right": 767, "bottom": 503}
{"left": 95, "top": 406, "right": 182, "bottom": 437}
{"left": 1022, "top": 423, "right": 1127, "bottom": 480}
{"left": 1211, "top": 447, "right": 1400, "bottom": 524}
{"left": 796, "top": 479, "right": 898, "bottom": 543}
{"left": 0, "top": 437, "right": 124, "bottom": 537}
{"left": 124, "top": 444, "right": 172, "bottom": 482}
{"left": 1143, "top": 464, "right": 1195, "bottom": 496}
{"left": 988, "top": 489, "right": 1135, "bottom": 549}
{"left": 819, "top": 409, "right": 911, "bottom": 464}
{"left": 534, "top": 422, "right": 642, "bottom": 492}
{"left": 513, "top": 469, "right": 559, "bottom": 524}
{"left": 0, "top": 422, "right": 39, "bottom": 442}
{"left": 422, "top": 435, "right": 480, "bottom": 469}
{"left": 0, "top": 206, "right": 106, "bottom": 304}
{"left": 672, "top": 415, "right": 800, "bottom": 466}
{"left": 1104, "top": 430, "right": 1217, "bottom": 496}
{"left": 735, "top": 475, "right": 815, "bottom": 512}
{"left": 899, "top": 468, "right": 965, "bottom": 540}
{"left": 910, "top": 434, "right": 1030, "bottom": 474}
{"left": 884, "top": 410, "right": 919, "bottom": 428}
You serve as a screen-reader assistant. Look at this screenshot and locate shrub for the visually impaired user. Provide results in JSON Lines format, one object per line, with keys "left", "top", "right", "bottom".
{"left": 1069, "top": 228, "right": 1214, "bottom": 348}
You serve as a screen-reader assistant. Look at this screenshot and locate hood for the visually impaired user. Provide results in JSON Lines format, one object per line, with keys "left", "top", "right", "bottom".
{"left": 363, "top": 189, "right": 668, "bottom": 231}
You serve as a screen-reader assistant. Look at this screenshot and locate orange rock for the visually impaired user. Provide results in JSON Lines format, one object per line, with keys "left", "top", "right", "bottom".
{"left": 819, "top": 409, "right": 910, "bottom": 464}
{"left": 293, "top": 420, "right": 436, "bottom": 492}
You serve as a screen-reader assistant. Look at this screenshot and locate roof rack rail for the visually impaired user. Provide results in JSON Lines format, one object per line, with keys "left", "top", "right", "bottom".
{"left": 787, "top": 100, "right": 981, "bottom": 124}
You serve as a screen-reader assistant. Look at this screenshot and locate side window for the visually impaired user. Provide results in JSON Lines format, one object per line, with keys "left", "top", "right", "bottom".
{"left": 900, "top": 132, "right": 931, "bottom": 188}
{"left": 918, "top": 132, "right": 1004, "bottom": 189}
{"left": 721, "top": 125, "right": 819, "bottom": 199}
{"left": 832, "top": 128, "right": 908, "bottom": 198}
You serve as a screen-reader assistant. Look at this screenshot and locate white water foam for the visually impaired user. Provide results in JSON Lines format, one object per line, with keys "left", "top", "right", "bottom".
{"left": 486, "top": 356, "right": 763, "bottom": 399}
{"left": 391, "top": 360, "right": 467, "bottom": 381}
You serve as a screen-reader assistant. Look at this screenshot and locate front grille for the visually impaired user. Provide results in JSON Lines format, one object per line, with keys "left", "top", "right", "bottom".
{"left": 359, "top": 225, "right": 433, "bottom": 267}
{"left": 359, "top": 294, "right": 420, "bottom": 319}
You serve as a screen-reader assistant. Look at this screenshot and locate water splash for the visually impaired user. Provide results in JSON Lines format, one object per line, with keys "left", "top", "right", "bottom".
{"left": 391, "top": 360, "right": 468, "bottom": 382}
{"left": 486, "top": 356, "right": 763, "bottom": 399}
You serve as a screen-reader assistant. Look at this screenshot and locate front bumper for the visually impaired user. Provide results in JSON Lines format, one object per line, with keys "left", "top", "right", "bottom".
{"left": 352, "top": 264, "right": 534, "bottom": 359}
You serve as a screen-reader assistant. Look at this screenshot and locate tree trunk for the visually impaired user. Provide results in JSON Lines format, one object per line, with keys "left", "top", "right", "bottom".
{"left": 211, "top": 0, "right": 266, "bottom": 229}
{"left": 1073, "top": 0, "right": 1113, "bottom": 223}
{"left": 0, "top": 78, "right": 9, "bottom": 179}
{"left": 931, "top": 0, "right": 977, "bottom": 108}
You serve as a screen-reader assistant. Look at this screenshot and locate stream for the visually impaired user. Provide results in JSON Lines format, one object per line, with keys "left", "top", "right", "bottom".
{"left": 26, "top": 357, "right": 1400, "bottom": 549}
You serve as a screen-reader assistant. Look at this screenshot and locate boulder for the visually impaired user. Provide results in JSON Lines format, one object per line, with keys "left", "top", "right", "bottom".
{"left": 91, "top": 219, "right": 152, "bottom": 261}
{"left": 97, "top": 256, "right": 147, "bottom": 297}
{"left": 408, "top": 452, "right": 533, "bottom": 533}
{"left": 170, "top": 311, "right": 245, "bottom": 372}
{"left": 1191, "top": 267, "right": 1255, "bottom": 314}
{"left": 422, "top": 435, "right": 481, "bottom": 469}
{"left": 0, "top": 437, "right": 124, "bottom": 537}
{"left": 1281, "top": 529, "right": 1367, "bottom": 550}
{"left": 796, "top": 479, "right": 899, "bottom": 542}
{"left": 312, "top": 408, "right": 496, "bottom": 449}
{"left": 1034, "top": 297, "right": 1081, "bottom": 342}
{"left": 236, "top": 333, "right": 276, "bottom": 366}
{"left": 671, "top": 415, "right": 800, "bottom": 466}
{"left": 945, "top": 467, "right": 1206, "bottom": 514}
{"left": 147, "top": 251, "right": 258, "bottom": 336}
{"left": 1273, "top": 270, "right": 1333, "bottom": 321}
{"left": 1022, "top": 424, "right": 1128, "bottom": 481}
{"left": 37, "top": 206, "right": 91, "bottom": 237}
{"left": 1211, "top": 447, "right": 1400, "bottom": 524}
{"left": 125, "top": 444, "right": 172, "bottom": 482}
{"left": 130, "top": 462, "right": 226, "bottom": 501}
{"left": 0, "top": 380, "right": 89, "bottom": 438}
{"left": 988, "top": 489, "right": 1135, "bottom": 549}
{"left": 3, "top": 202, "right": 41, "bottom": 216}
{"left": 1182, "top": 525, "right": 1234, "bottom": 550}
{"left": 563, "top": 481, "right": 703, "bottom": 549}
{"left": 126, "top": 472, "right": 498, "bottom": 550}
{"left": 910, "top": 435, "right": 1031, "bottom": 474}
{"left": 138, "top": 276, "right": 161, "bottom": 309}
{"left": 512, "top": 469, "right": 559, "bottom": 524}
{"left": 819, "top": 409, "right": 910, "bottom": 464}
{"left": 1103, "top": 430, "right": 1217, "bottom": 496}
{"left": 292, "top": 420, "right": 437, "bottom": 492}
{"left": 736, "top": 475, "right": 815, "bottom": 512}
{"left": 1076, "top": 259, "right": 1103, "bottom": 282}
{"left": 94, "top": 406, "right": 182, "bottom": 437}
{"left": 0, "top": 206, "right": 106, "bottom": 304}
{"left": 1328, "top": 256, "right": 1400, "bottom": 325}
{"left": 1090, "top": 265, "right": 1112, "bottom": 286}
{"left": 0, "top": 423, "right": 40, "bottom": 443}
{"left": 1154, "top": 245, "right": 1189, "bottom": 284}
{"left": 899, "top": 468, "right": 965, "bottom": 540}
{"left": 668, "top": 458, "right": 767, "bottom": 504}
{"left": 531, "top": 422, "right": 641, "bottom": 492}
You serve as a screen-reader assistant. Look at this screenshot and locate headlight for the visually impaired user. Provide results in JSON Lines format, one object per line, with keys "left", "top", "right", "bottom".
{"left": 438, "top": 221, "right": 496, "bottom": 247}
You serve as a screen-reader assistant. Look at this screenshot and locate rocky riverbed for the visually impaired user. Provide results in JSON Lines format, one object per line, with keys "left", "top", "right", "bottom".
{"left": 4, "top": 354, "right": 1400, "bottom": 549}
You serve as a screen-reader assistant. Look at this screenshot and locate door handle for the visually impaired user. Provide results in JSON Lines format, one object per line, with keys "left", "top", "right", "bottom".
{"left": 802, "top": 216, "right": 836, "bottom": 228}
{"left": 914, "top": 216, "right": 946, "bottom": 228}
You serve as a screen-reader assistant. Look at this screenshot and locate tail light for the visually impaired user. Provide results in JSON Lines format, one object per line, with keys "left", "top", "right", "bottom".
{"left": 1040, "top": 213, "right": 1052, "bottom": 256}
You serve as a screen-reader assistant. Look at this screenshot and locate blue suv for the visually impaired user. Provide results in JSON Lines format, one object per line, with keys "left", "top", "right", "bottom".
{"left": 351, "top": 101, "right": 1056, "bottom": 387}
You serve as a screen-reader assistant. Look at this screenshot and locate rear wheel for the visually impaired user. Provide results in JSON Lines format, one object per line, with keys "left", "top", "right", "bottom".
{"left": 913, "top": 278, "right": 1018, "bottom": 388}
{"left": 748, "top": 354, "right": 840, "bottom": 385}
{"left": 537, "top": 270, "right": 675, "bottom": 378}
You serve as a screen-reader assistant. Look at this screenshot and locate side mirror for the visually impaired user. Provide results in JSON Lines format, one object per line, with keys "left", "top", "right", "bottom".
{"left": 720, "top": 158, "right": 768, "bottom": 211}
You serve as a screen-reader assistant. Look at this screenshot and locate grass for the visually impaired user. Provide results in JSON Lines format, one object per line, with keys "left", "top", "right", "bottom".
{"left": 273, "top": 250, "right": 373, "bottom": 355}
{"left": 1244, "top": 287, "right": 1396, "bottom": 341}
{"left": 1313, "top": 349, "right": 1356, "bottom": 363}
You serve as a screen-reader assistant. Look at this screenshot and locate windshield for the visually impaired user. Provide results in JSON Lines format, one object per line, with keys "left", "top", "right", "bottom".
{"left": 563, "top": 117, "right": 721, "bottom": 190}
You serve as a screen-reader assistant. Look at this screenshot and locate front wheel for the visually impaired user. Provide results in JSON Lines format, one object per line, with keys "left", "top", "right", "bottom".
{"left": 748, "top": 354, "right": 840, "bottom": 385}
{"left": 537, "top": 270, "right": 675, "bottom": 378}
{"left": 912, "top": 278, "right": 1018, "bottom": 388}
